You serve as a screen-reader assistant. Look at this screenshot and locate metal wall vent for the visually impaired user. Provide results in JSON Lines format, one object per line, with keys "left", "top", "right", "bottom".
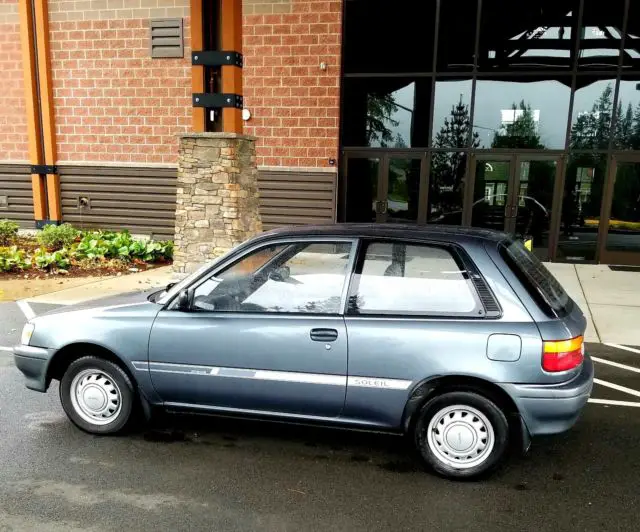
{"left": 150, "top": 18, "right": 184, "bottom": 59}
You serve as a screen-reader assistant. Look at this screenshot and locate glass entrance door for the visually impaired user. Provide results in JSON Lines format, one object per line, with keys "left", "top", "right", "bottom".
{"left": 470, "top": 156, "right": 515, "bottom": 232}
{"left": 342, "top": 153, "right": 381, "bottom": 222}
{"left": 378, "top": 153, "right": 425, "bottom": 223}
{"left": 512, "top": 156, "right": 562, "bottom": 261}
{"left": 469, "top": 154, "right": 562, "bottom": 260}
{"left": 600, "top": 155, "right": 640, "bottom": 265}
{"left": 342, "top": 151, "right": 425, "bottom": 223}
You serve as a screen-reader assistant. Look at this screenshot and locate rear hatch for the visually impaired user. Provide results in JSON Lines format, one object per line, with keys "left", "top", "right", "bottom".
{"left": 499, "top": 239, "right": 587, "bottom": 339}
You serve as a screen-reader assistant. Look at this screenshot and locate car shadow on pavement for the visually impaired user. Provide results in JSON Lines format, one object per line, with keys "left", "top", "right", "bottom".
{"left": 139, "top": 413, "right": 427, "bottom": 474}
{"left": 130, "top": 401, "right": 637, "bottom": 487}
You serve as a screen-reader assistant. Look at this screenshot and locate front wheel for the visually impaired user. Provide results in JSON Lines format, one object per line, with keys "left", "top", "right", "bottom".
{"left": 60, "top": 356, "right": 135, "bottom": 434}
{"left": 414, "top": 391, "right": 510, "bottom": 479}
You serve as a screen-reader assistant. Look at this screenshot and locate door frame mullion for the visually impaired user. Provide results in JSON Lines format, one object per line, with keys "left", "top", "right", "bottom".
{"left": 548, "top": 155, "right": 567, "bottom": 262}
{"left": 417, "top": 152, "right": 429, "bottom": 224}
{"left": 377, "top": 154, "right": 390, "bottom": 222}
{"left": 506, "top": 154, "right": 520, "bottom": 234}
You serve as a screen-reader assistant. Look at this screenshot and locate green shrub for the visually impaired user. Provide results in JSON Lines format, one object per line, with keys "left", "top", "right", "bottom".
{"left": 75, "top": 230, "right": 173, "bottom": 262}
{"left": 0, "top": 226, "right": 173, "bottom": 274}
{"left": 0, "top": 246, "right": 30, "bottom": 272}
{"left": 34, "top": 248, "right": 71, "bottom": 271}
{"left": 0, "top": 219, "right": 19, "bottom": 246}
{"left": 37, "top": 223, "right": 79, "bottom": 250}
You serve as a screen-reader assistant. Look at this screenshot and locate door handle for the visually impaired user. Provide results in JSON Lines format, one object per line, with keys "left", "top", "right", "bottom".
{"left": 310, "top": 328, "right": 338, "bottom": 342}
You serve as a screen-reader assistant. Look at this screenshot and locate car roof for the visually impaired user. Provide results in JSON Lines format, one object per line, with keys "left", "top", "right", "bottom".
{"left": 260, "top": 223, "right": 509, "bottom": 244}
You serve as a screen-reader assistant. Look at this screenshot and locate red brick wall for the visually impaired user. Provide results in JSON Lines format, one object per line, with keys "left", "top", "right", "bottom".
{"left": 1, "top": 0, "right": 342, "bottom": 168}
{"left": 49, "top": 15, "right": 192, "bottom": 165}
{"left": 243, "top": 0, "right": 342, "bottom": 168}
{"left": 0, "top": 0, "right": 29, "bottom": 162}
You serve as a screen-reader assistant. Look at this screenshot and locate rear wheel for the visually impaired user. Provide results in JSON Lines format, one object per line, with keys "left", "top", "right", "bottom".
{"left": 414, "top": 391, "right": 509, "bottom": 479}
{"left": 60, "top": 356, "right": 134, "bottom": 434}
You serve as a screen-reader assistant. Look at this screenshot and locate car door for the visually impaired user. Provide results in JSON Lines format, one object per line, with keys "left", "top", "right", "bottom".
{"left": 148, "top": 238, "right": 356, "bottom": 418}
{"left": 342, "top": 239, "right": 521, "bottom": 428}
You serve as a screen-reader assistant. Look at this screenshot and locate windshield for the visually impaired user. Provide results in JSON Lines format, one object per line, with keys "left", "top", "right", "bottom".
{"left": 155, "top": 243, "right": 287, "bottom": 306}
{"left": 156, "top": 260, "right": 218, "bottom": 305}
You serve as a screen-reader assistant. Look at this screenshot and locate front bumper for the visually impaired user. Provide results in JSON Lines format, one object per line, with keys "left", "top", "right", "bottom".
{"left": 13, "top": 345, "right": 54, "bottom": 392}
{"left": 500, "top": 355, "right": 594, "bottom": 437}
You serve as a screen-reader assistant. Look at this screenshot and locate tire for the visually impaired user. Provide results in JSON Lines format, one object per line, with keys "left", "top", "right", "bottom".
{"left": 59, "top": 356, "right": 135, "bottom": 435}
{"left": 413, "top": 391, "right": 509, "bottom": 480}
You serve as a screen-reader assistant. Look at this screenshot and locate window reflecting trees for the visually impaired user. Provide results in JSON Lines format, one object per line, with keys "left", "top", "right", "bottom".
{"left": 342, "top": 78, "right": 431, "bottom": 148}
{"left": 473, "top": 79, "right": 571, "bottom": 149}
{"left": 571, "top": 78, "right": 618, "bottom": 149}
{"left": 341, "top": 0, "right": 640, "bottom": 261}
{"left": 432, "top": 79, "right": 474, "bottom": 148}
{"left": 613, "top": 78, "right": 640, "bottom": 150}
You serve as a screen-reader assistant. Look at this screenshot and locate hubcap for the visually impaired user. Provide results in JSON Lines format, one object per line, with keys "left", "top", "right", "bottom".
{"left": 427, "top": 405, "right": 495, "bottom": 469}
{"left": 70, "top": 369, "right": 122, "bottom": 426}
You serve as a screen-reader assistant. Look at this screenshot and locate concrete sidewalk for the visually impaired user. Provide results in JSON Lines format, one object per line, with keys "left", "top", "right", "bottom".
{"left": 24, "top": 266, "right": 176, "bottom": 305}
{"left": 546, "top": 263, "right": 640, "bottom": 345}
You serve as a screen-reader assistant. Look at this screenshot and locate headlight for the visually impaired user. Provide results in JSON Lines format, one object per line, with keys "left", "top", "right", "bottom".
{"left": 21, "top": 323, "right": 35, "bottom": 346}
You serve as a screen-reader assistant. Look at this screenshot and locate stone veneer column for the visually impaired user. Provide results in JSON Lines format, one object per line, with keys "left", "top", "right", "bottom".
{"left": 173, "top": 133, "right": 262, "bottom": 273}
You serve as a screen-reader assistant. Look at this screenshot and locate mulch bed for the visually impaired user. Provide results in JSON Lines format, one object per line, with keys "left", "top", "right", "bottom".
{"left": 1, "top": 234, "right": 173, "bottom": 280}
{"left": 0, "top": 257, "right": 172, "bottom": 281}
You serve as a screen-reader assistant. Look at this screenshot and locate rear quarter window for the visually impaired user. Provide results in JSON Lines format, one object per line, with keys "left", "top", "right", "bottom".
{"left": 348, "top": 241, "right": 485, "bottom": 317}
{"left": 499, "top": 239, "right": 572, "bottom": 318}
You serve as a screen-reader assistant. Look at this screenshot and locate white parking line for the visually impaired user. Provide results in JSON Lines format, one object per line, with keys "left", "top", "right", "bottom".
{"left": 0, "top": 346, "right": 12, "bottom": 352}
{"left": 16, "top": 300, "right": 36, "bottom": 321}
{"left": 604, "top": 343, "right": 640, "bottom": 355}
{"left": 592, "top": 356, "right": 640, "bottom": 374}
{"left": 593, "top": 378, "right": 640, "bottom": 399}
{"left": 588, "top": 398, "right": 640, "bottom": 408}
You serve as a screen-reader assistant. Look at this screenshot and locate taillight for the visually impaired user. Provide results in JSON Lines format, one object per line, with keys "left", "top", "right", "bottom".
{"left": 542, "top": 336, "right": 584, "bottom": 372}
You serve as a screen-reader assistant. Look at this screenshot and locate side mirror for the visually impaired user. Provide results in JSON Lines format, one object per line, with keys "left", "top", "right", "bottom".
{"left": 166, "top": 282, "right": 176, "bottom": 291}
{"left": 176, "top": 289, "right": 194, "bottom": 311}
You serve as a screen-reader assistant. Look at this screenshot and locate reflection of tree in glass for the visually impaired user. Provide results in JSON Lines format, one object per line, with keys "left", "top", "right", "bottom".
{"left": 570, "top": 84, "right": 614, "bottom": 151}
{"left": 429, "top": 98, "right": 479, "bottom": 222}
{"left": 492, "top": 101, "right": 542, "bottom": 149}
{"left": 433, "top": 97, "right": 479, "bottom": 151}
{"left": 366, "top": 93, "right": 400, "bottom": 147}
{"left": 298, "top": 296, "right": 342, "bottom": 314}
{"left": 563, "top": 84, "right": 640, "bottom": 233}
{"left": 347, "top": 294, "right": 366, "bottom": 314}
{"left": 479, "top": 102, "right": 554, "bottom": 239}
{"left": 616, "top": 102, "right": 634, "bottom": 148}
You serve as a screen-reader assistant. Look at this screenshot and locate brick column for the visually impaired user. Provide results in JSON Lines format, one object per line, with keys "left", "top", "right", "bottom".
{"left": 174, "top": 133, "right": 262, "bottom": 274}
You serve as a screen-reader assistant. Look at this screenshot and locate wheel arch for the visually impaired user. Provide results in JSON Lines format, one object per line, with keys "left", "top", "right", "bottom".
{"left": 47, "top": 342, "right": 137, "bottom": 390}
{"left": 402, "top": 375, "right": 524, "bottom": 446}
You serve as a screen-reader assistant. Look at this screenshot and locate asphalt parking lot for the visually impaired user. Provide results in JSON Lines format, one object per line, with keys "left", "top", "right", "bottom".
{"left": 1, "top": 301, "right": 639, "bottom": 531}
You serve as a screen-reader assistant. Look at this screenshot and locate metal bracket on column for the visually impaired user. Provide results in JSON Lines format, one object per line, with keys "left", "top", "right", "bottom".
{"left": 191, "top": 50, "right": 243, "bottom": 67}
{"left": 192, "top": 93, "right": 243, "bottom": 109}
{"left": 30, "top": 164, "right": 57, "bottom": 174}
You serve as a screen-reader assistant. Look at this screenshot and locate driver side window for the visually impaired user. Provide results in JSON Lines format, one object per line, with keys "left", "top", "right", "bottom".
{"left": 192, "top": 241, "right": 353, "bottom": 314}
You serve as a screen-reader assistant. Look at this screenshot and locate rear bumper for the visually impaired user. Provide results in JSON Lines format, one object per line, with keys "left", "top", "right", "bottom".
{"left": 13, "top": 345, "right": 54, "bottom": 392}
{"left": 500, "top": 355, "right": 594, "bottom": 437}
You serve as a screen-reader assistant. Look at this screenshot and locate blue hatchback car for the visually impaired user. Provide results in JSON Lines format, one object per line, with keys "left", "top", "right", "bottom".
{"left": 14, "top": 224, "right": 594, "bottom": 479}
